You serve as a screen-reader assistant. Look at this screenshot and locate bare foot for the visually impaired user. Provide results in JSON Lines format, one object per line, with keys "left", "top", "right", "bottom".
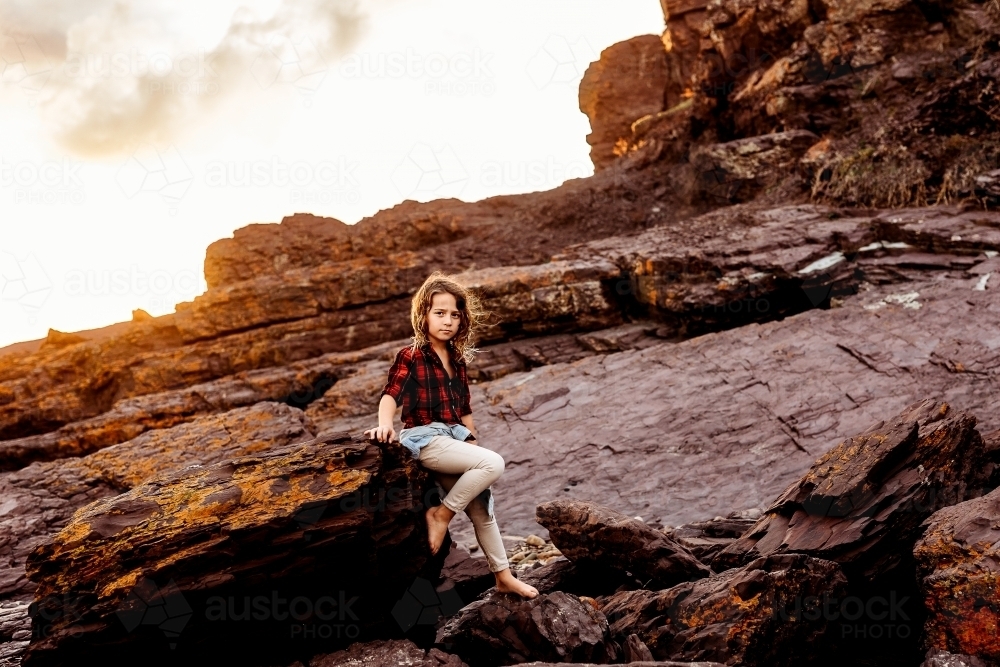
{"left": 495, "top": 569, "right": 539, "bottom": 599}
{"left": 425, "top": 504, "right": 454, "bottom": 555}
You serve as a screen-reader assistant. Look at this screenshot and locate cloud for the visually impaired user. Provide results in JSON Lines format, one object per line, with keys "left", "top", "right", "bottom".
{"left": 0, "top": 0, "right": 367, "bottom": 157}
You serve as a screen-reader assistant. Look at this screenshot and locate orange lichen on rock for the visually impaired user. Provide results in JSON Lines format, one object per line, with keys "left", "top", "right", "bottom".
{"left": 21, "top": 432, "right": 445, "bottom": 666}
{"left": 599, "top": 554, "right": 847, "bottom": 666}
{"left": 915, "top": 486, "right": 1000, "bottom": 661}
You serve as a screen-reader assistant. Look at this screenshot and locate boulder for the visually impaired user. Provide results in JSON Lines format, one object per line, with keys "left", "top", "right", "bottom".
{"left": 21, "top": 434, "right": 447, "bottom": 667}
{"left": 536, "top": 500, "right": 710, "bottom": 588}
{"left": 599, "top": 554, "right": 848, "bottom": 667}
{"left": 914, "top": 485, "right": 1000, "bottom": 662}
{"left": 714, "top": 399, "right": 992, "bottom": 581}
{"left": 436, "top": 590, "right": 613, "bottom": 667}
{"left": 304, "top": 638, "right": 468, "bottom": 667}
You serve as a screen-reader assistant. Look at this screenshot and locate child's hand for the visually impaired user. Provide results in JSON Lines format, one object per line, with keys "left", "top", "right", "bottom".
{"left": 364, "top": 425, "right": 396, "bottom": 443}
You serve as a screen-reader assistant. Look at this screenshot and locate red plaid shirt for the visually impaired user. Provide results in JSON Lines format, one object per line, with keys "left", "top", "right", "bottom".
{"left": 380, "top": 343, "right": 472, "bottom": 429}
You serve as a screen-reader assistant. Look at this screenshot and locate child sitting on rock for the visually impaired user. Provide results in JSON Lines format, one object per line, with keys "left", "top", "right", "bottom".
{"left": 364, "top": 271, "right": 538, "bottom": 599}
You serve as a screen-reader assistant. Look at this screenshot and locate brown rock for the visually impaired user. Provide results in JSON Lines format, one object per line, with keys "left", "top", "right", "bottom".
{"left": 307, "top": 638, "right": 468, "bottom": 667}
{"left": 37, "top": 330, "right": 86, "bottom": 351}
{"left": 435, "top": 590, "right": 612, "bottom": 667}
{"left": 0, "top": 600, "right": 30, "bottom": 666}
{"left": 579, "top": 36, "right": 668, "bottom": 171}
{"left": 436, "top": 544, "right": 493, "bottom": 606}
{"left": 203, "top": 209, "right": 463, "bottom": 290}
{"left": 536, "top": 500, "right": 710, "bottom": 588}
{"left": 714, "top": 399, "right": 992, "bottom": 581}
{"left": 21, "top": 434, "right": 445, "bottom": 666}
{"left": 687, "top": 130, "right": 819, "bottom": 205}
{"left": 920, "top": 649, "right": 991, "bottom": 667}
{"left": 914, "top": 485, "right": 1000, "bottom": 662}
{"left": 600, "top": 554, "right": 848, "bottom": 667}
{"left": 0, "top": 402, "right": 314, "bottom": 601}
{"left": 665, "top": 508, "right": 762, "bottom": 564}
{"left": 515, "top": 557, "right": 636, "bottom": 599}
{"left": 622, "top": 633, "right": 655, "bottom": 662}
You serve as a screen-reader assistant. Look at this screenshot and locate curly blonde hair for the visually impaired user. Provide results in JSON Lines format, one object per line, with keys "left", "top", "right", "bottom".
{"left": 410, "top": 272, "right": 486, "bottom": 363}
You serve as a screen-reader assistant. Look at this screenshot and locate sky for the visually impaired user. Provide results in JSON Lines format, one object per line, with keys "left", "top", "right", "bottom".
{"left": 0, "top": 0, "right": 664, "bottom": 349}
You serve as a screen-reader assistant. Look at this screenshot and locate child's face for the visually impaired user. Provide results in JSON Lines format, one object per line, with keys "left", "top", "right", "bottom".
{"left": 426, "top": 292, "right": 461, "bottom": 345}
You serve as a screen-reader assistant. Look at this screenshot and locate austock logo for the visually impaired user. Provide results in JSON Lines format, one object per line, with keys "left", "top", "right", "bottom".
{"left": 292, "top": 483, "right": 447, "bottom": 537}
{"left": 28, "top": 592, "right": 89, "bottom": 640}
{"left": 115, "top": 577, "right": 193, "bottom": 649}
{"left": 646, "top": 586, "right": 914, "bottom": 641}
{"left": 391, "top": 577, "right": 463, "bottom": 632}
{"left": 771, "top": 591, "right": 913, "bottom": 639}
{"left": 205, "top": 590, "right": 361, "bottom": 640}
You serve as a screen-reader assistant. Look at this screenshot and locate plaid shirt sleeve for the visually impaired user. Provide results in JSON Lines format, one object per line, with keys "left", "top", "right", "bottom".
{"left": 380, "top": 347, "right": 413, "bottom": 406}
{"left": 457, "top": 363, "right": 472, "bottom": 416}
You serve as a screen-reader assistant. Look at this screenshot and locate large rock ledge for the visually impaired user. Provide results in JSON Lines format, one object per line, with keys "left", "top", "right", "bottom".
{"left": 0, "top": 402, "right": 315, "bottom": 602}
{"left": 21, "top": 434, "right": 446, "bottom": 667}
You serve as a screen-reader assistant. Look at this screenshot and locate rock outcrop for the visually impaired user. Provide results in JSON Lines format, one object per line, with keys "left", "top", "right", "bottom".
{"left": 535, "top": 500, "right": 710, "bottom": 587}
{"left": 714, "top": 399, "right": 992, "bottom": 582}
{"left": 599, "top": 554, "right": 848, "bottom": 667}
{"left": 580, "top": 0, "right": 1000, "bottom": 209}
{"left": 914, "top": 485, "right": 1000, "bottom": 662}
{"left": 579, "top": 35, "right": 669, "bottom": 171}
{"left": 21, "top": 434, "right": 447, "bottom": 667}
{"left": 0, "top": 402, "right": 315, "bottom": 602}
{"left": 436, "top": 591, "right": 613, "bottom": 667}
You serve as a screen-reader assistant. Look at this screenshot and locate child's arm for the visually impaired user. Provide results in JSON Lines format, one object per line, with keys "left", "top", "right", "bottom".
{"left": 364, "top": 394, "right": 398, "bottom": 443}
{"left": 460, "top": 413, "right": 478, "bottom": 443}
{"left": 458, "top": 362, "right": 477, "bottom": 443}
{"left": 365, "top": 348, "right": 411, "bottom": 443}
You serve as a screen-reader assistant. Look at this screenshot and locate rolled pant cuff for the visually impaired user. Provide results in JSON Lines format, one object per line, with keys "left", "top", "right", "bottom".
{"left": 441, "top": 497, "right": 464, "bottom": 514}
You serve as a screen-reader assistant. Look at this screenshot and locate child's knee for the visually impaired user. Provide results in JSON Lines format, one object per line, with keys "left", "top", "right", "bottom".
{"left": 484, "top": 451, "right": 504, "bottom": 480}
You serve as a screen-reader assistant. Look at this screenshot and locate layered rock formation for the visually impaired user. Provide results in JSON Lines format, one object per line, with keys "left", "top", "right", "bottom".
{"left": 600, "top": 554, "right": 849, "bottom": 666}
{"left": 0, "top": 403, "right": 315, "bottom": 602}
{"left": 714, "top": 399, "right": 992, "bottom": 581}
{"left": 581, "top": 0, "right": 1000, "bottom": 208}
{"left": 22, "top": 433, "right": 447, "bottom": 667}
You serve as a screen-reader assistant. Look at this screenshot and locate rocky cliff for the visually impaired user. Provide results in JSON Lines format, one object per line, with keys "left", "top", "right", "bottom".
{"left": 2, "top": 0, "right": 1000, "bottom": 665}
